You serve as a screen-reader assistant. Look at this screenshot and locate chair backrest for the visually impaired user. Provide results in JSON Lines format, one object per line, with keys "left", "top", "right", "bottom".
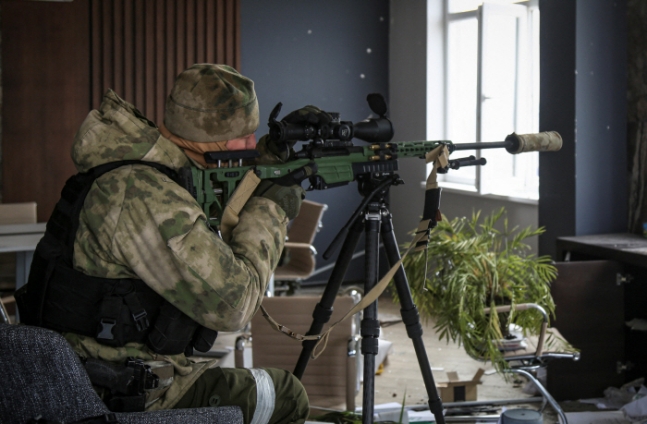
{"left": 0, "top": 323, "right": 109, "bottom": 423}
{"left": 0, "top": 324, "right": 245, "bottom": 423}
{"left": 251, "top": 296, "right": 358, "bottom": 410}
{"left": 286, "top": 200, "right": 326, "bottom": 244}
{"left": 0, "top": 202, "right": 37, "bottom": 225}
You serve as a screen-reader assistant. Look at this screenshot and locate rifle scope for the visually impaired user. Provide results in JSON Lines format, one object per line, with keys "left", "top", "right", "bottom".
{"left": 268, "top": 93, "right": 394, "bottom": 144}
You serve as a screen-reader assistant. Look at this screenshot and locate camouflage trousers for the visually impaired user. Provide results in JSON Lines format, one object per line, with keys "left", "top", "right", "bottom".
{"left": 174, "top": 367, "right": 309, "bottom": 424}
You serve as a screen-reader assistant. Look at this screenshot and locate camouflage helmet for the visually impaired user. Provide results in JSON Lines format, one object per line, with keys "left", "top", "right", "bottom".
{"left": 164, "top": 64, "right": 259, "bottom": 143}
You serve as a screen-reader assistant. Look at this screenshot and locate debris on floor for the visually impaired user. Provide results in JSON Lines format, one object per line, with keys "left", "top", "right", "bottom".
{"left": 564, "top": 410, "right": 631, "bottom": 424}
{"left": 579, "top": 378, "right": 647, "bottom": 410}
{"left": 436, "top": 368, "right": 485, "bottom": 402}
{"left": 621, "top": 394, "right": 647, "bottom": 422}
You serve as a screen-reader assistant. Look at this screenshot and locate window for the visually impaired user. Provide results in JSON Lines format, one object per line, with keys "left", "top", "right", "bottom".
{"left": 434, "top": 0, "right": 540, "bottom": 200}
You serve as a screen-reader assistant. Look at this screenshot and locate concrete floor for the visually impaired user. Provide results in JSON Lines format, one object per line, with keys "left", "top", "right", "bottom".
{"left": 285, "top": 290, "right": 562, "bottom": 422}
{"left": 214, "top": 290, "right": 568, "bottom": 422}
{"left": 362, "top": 293, "right": 530, "bottom": 407}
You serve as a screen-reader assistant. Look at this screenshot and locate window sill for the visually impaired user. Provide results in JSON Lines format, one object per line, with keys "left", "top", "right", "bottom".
{"left": 419, "top": 181, "right": 539, "bottom": 206}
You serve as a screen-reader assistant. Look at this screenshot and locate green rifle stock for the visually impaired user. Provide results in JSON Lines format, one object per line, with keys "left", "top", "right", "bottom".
{"left": 187, "top": 130, "right": 562, "bottom": 228}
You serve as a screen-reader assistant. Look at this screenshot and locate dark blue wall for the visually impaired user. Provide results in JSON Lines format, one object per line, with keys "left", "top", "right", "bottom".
{"left": 240, "top": 0, "right": 389, "bottom": 283}
{"left": 574, "top": 0, "right": 627, "bottom": 235}
{"left": 539, "top": 0, "right": 627, "bottom": 258}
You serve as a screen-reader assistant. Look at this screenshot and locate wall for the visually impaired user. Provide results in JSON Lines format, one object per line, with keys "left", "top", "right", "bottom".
{"left": 240, "top": 0, "right": 389, "bottom": 283}
{"left": 388, "top": 0, "right": 431, "bottom": 246}
{"left": 0, "top": 0, "right": 241, "bottom": 222}
{"left": 1, "top": 0, "right": 90, "bottom": 222}
{"left": 539, "top": 0, "right": 628, "bottom": 258}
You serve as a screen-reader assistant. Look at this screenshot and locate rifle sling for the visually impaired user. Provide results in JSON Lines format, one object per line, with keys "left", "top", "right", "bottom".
{"left": 259, "top": 145, "right": 450, "bottom": 358}
{"left": 220, "top": 169, "right": 261, "bottom": 243}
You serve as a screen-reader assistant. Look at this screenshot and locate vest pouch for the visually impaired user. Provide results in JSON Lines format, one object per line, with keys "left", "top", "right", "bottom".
{"left": 191, "top": 326, "right": 218, "bottom": 353}
{"left": 84, "top": 357, "right": 158, "bottom": 413}
{"left": 96, "top": 281, "right": 155, "bottom": 348}
{"left": 146, "top": 302, "right": 198, "bottom": 355}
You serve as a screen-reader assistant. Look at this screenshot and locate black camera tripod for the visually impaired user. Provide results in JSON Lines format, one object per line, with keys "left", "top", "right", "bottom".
{"left": 292, "top": 173, "right": 446, "bottom": 424}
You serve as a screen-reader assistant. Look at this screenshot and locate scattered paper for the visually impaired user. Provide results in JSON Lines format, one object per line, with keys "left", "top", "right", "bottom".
{"left": 564, "top": 411, "right": 631, "bottom": 424}
{"left": 408, "top": 409, "right": 435, "bottom": 423}
{"left": 355, "top": 403, "right": 409, "bottom": 423}
{"left": 621, "top": 395, "right": 647, "bottom": 421}
{"left": 625, "top": 318, "right": 647, "bottom": 331}
{"left": 580, "top": 381, "right": 647, "bottom": 410}
{"left": 355, "top": 402, "right": 402, "bottom": 413}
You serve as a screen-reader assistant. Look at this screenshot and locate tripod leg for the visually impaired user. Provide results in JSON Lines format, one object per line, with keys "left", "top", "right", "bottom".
{"left": 361, "top": 203, "right": 382, "bottom": 424}
{"left": 381, "top": 211, "right": 446, "bottom": 424}
{"left": 293, "top": 218, "right": 364, "bottom": 380}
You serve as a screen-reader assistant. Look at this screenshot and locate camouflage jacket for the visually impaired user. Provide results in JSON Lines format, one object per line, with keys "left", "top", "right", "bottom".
{"left": 64, "top": 90, "right": 288, "bottom": 409}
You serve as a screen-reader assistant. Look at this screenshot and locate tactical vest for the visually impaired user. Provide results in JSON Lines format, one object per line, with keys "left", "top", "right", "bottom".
{"left": 16, "top": 161, "right": 217, "bottom": 356}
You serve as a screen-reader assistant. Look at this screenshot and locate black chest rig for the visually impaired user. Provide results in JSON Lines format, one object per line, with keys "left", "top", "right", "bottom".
{"left": 16, "top": 161, "right": 217, "bottom": 356}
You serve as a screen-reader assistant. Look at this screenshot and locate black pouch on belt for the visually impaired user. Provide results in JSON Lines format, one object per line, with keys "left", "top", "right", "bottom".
{"left": 83, "top": 357, "right": 159, "bottom": 412}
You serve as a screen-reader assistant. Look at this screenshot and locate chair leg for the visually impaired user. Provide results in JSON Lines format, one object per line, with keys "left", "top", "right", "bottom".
{"left": 0, "top": 299, "right": 10, "bottom": 324}
{"left": 509, "top": 368, "right": 568, "bottom": 424}
{"left": 346, "top": 354, "right": 356, "bottom": 412}
{"left": 234, "top": 335, "right": 250, "bottom": 368}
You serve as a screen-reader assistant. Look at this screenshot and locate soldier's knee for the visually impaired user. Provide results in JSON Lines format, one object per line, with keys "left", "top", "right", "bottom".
{"left": 264, "top": 368, "right": 309, "bottom": 424}
{"left": 289, "top": 372, "right": 309, "bottom": 422}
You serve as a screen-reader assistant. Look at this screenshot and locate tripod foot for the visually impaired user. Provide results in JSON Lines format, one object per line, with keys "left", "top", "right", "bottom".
{"left": 429, "top": 396, "right": 446, "bottom": 424}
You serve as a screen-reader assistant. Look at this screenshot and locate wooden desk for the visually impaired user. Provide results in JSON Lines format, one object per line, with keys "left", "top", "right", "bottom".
{"left": 556, "top": 233, "right": 647, "bottom": 266}
{"left": 0, "top": 223, "right": 45, "bottom": 290}
{"left": 549, "top": 233, "right": 647, "bottom": 400}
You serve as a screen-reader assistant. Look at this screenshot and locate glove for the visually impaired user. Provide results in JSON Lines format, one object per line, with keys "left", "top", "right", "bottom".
{"left": 258, "top": 106, "right": 334, "bottom": 164}
{"left": 281, "top": 105, "right": 333, "bottom": 127}
{"left": 256, "top": 134, "right": 287, "bottom": 164}
{"left": 254, "top": 164, "right": 316, "bottom": 220}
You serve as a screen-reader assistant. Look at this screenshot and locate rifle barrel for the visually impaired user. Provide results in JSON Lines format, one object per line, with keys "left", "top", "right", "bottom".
{"left": 452, "top": 141, "right": 511, "bottom": 151}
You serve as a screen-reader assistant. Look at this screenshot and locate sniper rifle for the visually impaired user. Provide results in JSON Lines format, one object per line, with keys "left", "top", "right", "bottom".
{"left": 182, "top": 94, "right": 561, "bottom": 231}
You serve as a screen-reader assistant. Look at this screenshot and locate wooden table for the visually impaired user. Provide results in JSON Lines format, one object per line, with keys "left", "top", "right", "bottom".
{"left": 556, "top": 232, "right": 647, "bottom": 266}
{"left": 548, "top": 233, "right": 647, "bottom": 400}
{"left": 0, "top": 223, "right": 45, "bottom": 290}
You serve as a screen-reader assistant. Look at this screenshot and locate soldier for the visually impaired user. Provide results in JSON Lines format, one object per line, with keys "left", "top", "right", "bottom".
{"left": 17, "top": 64, "right": 318, "bottom": 424}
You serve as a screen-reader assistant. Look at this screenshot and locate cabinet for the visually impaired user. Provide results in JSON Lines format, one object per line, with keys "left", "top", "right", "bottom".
{"left": 547, "top": 234, "right": 647, "bottom": 400}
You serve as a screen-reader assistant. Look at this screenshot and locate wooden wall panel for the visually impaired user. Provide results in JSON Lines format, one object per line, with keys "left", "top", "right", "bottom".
{"left": 1, "top": 0, "right": 90, "bottom": 222}
{"left": 90, "top": 0, "right": 241, "bottom": 124}
{"left": 1, "top": 0, "right": 239, "bottom": 221}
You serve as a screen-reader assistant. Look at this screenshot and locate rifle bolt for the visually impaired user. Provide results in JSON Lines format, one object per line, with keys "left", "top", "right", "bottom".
{"left": 370, "top": 155, "right": 391, "bottom": 161}
{"left": 370, "top": 144, "right": 391, "bottom": 150}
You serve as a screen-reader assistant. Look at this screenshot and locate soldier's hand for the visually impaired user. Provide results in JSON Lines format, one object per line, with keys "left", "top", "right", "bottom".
{"left": 253, "top": 164, "right": 317, "bottom": 220}
{"left": 281, "top": 105, "right": 333, "bottom": 127}
{"left": 256, "top": 134, "right": 291, "bottom": 164}
{"left": 258, "top": 106, "right": 333, "bottom": 163}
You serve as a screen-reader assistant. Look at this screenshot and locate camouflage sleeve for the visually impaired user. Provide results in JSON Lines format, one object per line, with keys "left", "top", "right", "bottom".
{"left": 110, "top": 166, "right": 288, "bottom": 331}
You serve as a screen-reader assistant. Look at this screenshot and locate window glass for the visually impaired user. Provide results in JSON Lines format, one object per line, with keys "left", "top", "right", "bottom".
{"left": 479, "top": 12, "right": 519, "bottom": 195}
{"left": 449, "top": 0, "right": 528, "bottom": 14}
{"left": 437, "top": 0, "right": 539, "bottom": 199}
{"left": 445, "top": 18, "right": 478, "bottom": 184}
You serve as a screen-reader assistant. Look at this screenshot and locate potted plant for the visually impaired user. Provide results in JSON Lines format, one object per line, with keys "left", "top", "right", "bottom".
{"left": 400, "top": 208, "right": 558, "bottom": 372}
